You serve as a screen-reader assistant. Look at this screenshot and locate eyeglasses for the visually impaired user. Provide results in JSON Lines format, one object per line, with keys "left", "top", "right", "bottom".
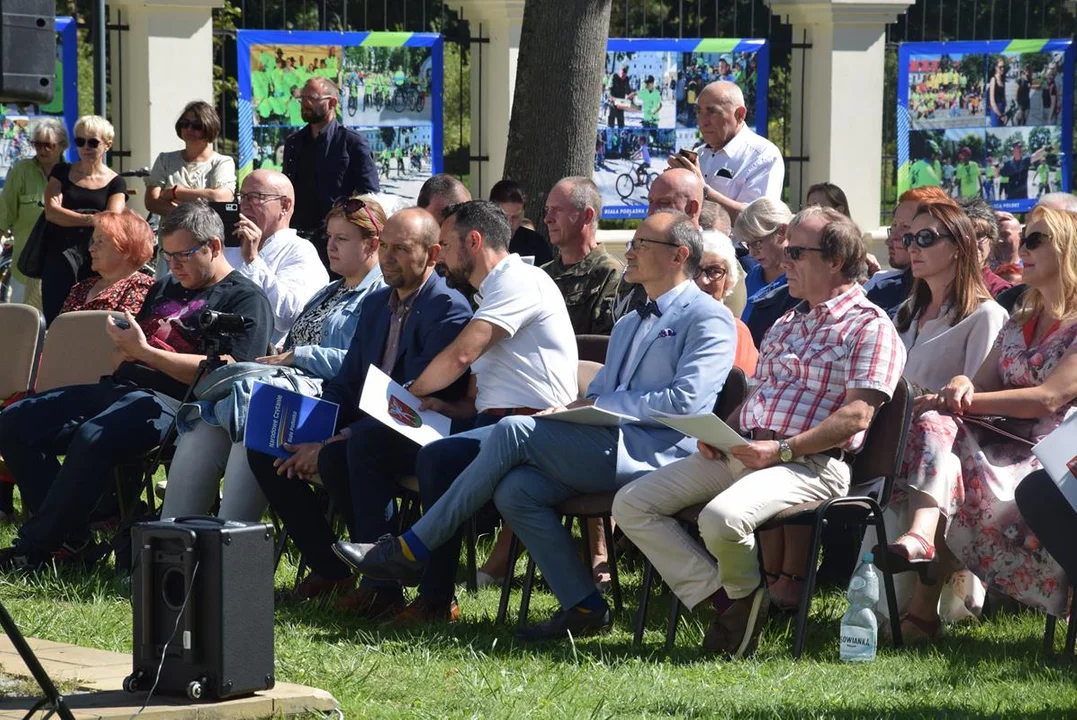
{"left": 901, "top": 229, "right": 952, "bottom": 249}
{"left": 625, "top": 237, "right": 681, "bottom": 253}
{"left": 160, "top": 242, "right": 208, "bottom": 264}
{"left": 696, "top": 265, "right": 728, "bottom": 281}
{"left": 177, "top": 118, "right": 205, "bottom": 131}
{"left": 32, "top": 141, "right": 56, "bottom": 151}
{"left": 783, "top": 245, "right": 827, "bottom": 261}
{"left": 237, "top": 191, "right": 285, "bottom": 207}
{"left": 74, "top": 137, "right": 102, "bottom": 149}
{"left": 333, "top": 197, "right": 381, "bottom": 234}
{"left": 1020, "top": 231, "right": 1049, "bottom": 251}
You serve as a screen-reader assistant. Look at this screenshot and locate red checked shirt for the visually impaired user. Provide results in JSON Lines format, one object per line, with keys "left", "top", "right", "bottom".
{"left": 739, "top": 283, "right": 906, "bottom": 453}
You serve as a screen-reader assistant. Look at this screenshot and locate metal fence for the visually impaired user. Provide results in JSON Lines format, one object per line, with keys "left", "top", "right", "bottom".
{"left": 181, "top": 0, "right": 1076, "bottom": 221}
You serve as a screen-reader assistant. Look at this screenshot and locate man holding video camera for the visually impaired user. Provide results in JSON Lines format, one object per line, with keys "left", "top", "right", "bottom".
{"left": 0, "top": 201, "right": 273, "bottom": 571}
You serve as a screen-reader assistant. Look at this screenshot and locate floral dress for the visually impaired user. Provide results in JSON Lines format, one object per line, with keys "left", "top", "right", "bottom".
{"left": 893, "top": 317, "right": 1077, "bottom": 617}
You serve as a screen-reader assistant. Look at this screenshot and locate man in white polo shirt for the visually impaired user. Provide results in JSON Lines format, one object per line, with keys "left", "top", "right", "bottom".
{"left": 334, "top": 199, "right": 578, "bottom": 624}
{"left": 668, "top": 81, "right": 783, "bottom": 223}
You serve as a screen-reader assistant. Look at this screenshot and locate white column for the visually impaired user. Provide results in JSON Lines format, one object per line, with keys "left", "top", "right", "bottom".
{"left": 766, "top": 0, "right": 912, "bottom": 231}
{"left": 110, "top": 0, "right": 222, "bottom": 214}
{"left": 454, "top": 0, "right": 524, "bottom": 199}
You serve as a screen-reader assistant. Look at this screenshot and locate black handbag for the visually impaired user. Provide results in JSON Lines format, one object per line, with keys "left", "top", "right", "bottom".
{"left": 15, "top": 213, "right": 48, "bottom": 279}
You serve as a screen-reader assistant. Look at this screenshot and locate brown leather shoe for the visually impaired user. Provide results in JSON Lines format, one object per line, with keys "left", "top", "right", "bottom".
{"left": 292, "top": 572, "right": 354, "bottom": 600}
{"left": 334, "top": 587, "right": 406, "bottom": 619}
{"left": 384, "top": 596, "right": 460, "bottom": 627}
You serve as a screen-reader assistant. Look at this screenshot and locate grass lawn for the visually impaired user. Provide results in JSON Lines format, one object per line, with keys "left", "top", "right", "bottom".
{"left": 0, "top": 512, "right": 1074, "bottom": 718}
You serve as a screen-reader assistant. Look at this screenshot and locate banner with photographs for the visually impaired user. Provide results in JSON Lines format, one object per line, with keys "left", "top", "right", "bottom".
{"left": 897, "top": 40, "right": 1074, "bottom": 213}
{"left": 237, "top": 30, "right": 442, "bottom": 202}
{"left": 595, "top": 38, "right": 768, "bottom": 219}
{"left": 0, "top": 17, "right": 78, "bottom": 187}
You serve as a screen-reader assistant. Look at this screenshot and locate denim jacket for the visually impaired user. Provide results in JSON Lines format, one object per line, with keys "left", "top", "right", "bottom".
{"left": 289, "top": 266, "right": 385, "bottom": 379}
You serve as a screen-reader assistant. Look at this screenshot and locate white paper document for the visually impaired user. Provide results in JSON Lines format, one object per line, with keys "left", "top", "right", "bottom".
{"left": 1031, "top": 413, "right": 1077, "bottom": 514}
{"left": 540, "top": 406, "right": 639, "bottom": 427}
{"left": 651, "top": 411, "right": 749, "bottom": 450}
{"left": 358, "top": 365, "right": 452, "bottom": 446}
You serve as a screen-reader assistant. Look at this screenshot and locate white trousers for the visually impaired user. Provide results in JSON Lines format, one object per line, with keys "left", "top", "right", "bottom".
{"left": 614, "top": 452, "right": 850, "bottom": 609}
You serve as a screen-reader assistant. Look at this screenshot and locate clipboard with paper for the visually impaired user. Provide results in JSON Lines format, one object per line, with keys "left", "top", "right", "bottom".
{"left": 650, "top": 410, "right": 749, "bottom": 451}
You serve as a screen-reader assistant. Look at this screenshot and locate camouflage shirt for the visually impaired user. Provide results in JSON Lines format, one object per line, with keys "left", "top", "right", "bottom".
{"left": 541, "top": 246, "right": 622, "bottom": 335}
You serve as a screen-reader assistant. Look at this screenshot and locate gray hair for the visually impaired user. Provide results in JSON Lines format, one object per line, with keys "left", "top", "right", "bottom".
{"left": 31, "top": 117, "right": 68, "bottom": 149}
{"left": 668, "top": 216, "right": 704, "bottom": 276}
{"left": 562, "top": 176, "right": 602, "bottom": 228}
{"left": 158, "top": 199, "right": 225, "bottom": 245}
{"left": 789, "top": 205, "right": 866, "bottom": 282}
{"left": 700, "top": 230, "right": 741, "bottom": 298}
{"left": 1037, "top": 192, "right": 1077, "bottom": 213}
{"left": 734, "top": 197, "right": 793, "bottom": 243}
{"left": 700, "top": 199, "right": 732, "bottom": 234}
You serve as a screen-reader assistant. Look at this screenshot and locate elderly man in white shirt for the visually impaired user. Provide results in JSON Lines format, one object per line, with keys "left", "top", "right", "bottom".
{"left": 668, "top": 81, "right": 784, "bottom": 223}
{"left": 232, "top": 169, "right": 328, "bottom": 345}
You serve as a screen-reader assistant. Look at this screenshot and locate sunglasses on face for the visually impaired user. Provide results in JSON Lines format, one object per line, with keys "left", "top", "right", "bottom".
{"left": 74, "top": 137, "right": 102, "bottom": 149}
{"left": 32, "top": 141, "right": 56, "bottom": 151}
{"left": 783, "top": 245, "right": 827, "bottom": 261}
{"left": 177, "top": 118, "right": 205, "bottom": 131}
{"left": 901, "top": 229, "right": 952, "bottom": 249}
{"left": 1020, "top": 231, "right": 1049, "bottom": 251}
{"left": 333, "top": 197, "right": 381, "bottom": 234}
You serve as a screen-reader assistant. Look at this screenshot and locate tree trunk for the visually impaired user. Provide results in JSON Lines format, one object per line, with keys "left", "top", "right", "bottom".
{"left": 503, "top": 0, "right": 613, "bottom": 233}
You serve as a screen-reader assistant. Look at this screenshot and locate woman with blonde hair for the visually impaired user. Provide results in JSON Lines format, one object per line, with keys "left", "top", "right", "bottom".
{"left": 40, "top": 115, "right": 126, "bottom": 324}
{"left": 876, "top": 205, "right": 1077, "bottom": 641}
{"left": 737, "top": 197, "right": 797, "bottom": 345}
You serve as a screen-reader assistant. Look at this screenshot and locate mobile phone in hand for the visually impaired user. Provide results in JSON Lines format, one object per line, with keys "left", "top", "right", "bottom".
{"left": 113, "top": 318, "right": 131, "bottom": 330}
{"left": 678, "top": 149, "right": 698, "bottom": 163}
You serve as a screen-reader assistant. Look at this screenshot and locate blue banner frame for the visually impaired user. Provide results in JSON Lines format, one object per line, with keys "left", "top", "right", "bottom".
{"left": 236, "top": 30, "right": 443, "bottom": 190}
{"left": 0, "top": 17, "right": 79, "bottom": 187}
{"left": 597, "top": 38, "right": 769, "bottom": 219}
{"left": 897, "top": 39, "right": 1073, "bottom": 213}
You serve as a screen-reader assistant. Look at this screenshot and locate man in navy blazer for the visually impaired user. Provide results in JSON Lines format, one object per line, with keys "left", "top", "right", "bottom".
{"left": 247, "top": 208, "right": 472, "bottom": 618}
{"left": 283, "top": 77, "right": 380, "bottom": 268}
{"left": 334, "top": 211, "right": 738, "bottom": 639}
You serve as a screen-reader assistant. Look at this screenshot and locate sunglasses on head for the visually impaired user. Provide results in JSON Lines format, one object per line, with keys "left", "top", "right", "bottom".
{"left": 177, "top": 118, "right": 205, "bottom": 131}
{"left": 74, "top": 137, "right": 101, "bottom": 149}
{"left": 333, "top": 197, "right": 381, "bottom": 234}
{"left": 901, "top": 229, "right": 952, "bottom": 249}
{"left": 1020, "top": 231, "right": 1049, "bottom": 251}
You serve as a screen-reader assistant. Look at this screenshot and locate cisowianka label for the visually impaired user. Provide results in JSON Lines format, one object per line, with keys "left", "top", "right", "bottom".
{"left": 839, "top": 625, "right": 877, "bottom": 662}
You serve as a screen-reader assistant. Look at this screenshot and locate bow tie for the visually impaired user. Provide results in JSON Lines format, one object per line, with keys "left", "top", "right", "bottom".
{"left": 635, "top": 300, "right": 662, "bottom": 320}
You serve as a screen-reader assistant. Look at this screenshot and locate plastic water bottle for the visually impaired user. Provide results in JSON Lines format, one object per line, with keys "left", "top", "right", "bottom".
{"left": 839, "top": 552, "right": 879, "bottom": 662}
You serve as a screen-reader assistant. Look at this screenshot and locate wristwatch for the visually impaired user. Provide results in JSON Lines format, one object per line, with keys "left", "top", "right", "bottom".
{"left": 778, "top": 439, "right": 794, "bottom": 463}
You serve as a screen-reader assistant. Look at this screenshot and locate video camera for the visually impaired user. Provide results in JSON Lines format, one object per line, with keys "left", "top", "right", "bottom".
{"left": 197, "top": 309, "right": 250, "bottom": 337}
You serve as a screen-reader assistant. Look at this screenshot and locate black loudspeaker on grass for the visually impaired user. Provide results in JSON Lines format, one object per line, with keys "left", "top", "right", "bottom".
{"left": 125, "top": 517, "right": 275, "bottom": 702}
{"left": 0, "top": 0, "right": 56, "bottom": 103}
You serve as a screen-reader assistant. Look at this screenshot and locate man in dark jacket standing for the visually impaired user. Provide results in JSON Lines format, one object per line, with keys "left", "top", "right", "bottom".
{"left": 283, "top": 77, "right": 380, "bottom": 270}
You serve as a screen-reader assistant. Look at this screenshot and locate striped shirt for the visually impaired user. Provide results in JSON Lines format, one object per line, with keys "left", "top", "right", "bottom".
{"left": 739, "top": 284, "right": 906, "bottom": 453}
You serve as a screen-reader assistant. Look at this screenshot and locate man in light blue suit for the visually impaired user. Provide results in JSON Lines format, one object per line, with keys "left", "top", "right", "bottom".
{"left": 334, "top": 211, "right": 737, "bottom": 640}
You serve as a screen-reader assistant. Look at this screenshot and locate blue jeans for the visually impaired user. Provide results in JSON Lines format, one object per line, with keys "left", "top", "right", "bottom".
{"left": 412, "top": 416, "right": 620, "bottom": 609}
{"left": 0, "top": 381, "right": 177, "bottom": 558}
{"left": 411, "top": 414, "right": 498, "bottom": 601}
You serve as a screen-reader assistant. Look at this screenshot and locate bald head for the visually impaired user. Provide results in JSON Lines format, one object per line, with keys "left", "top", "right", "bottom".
{"left": 1037, "top": 192, "right": 1077, "bottom": 213}
{"left": 696, "top": 81, "right": 747, "bottom": 150}
{"left": 648, "top": 168, "right": 704, "bottom": 225}
{"left": 379, "top": 207, "right": 444, "bottom": 295}
{"left": 386, "top": 206, "right": 442, "bottom": 250}
{"left": 239, "top": 169, "right": 295, "bottom": 237}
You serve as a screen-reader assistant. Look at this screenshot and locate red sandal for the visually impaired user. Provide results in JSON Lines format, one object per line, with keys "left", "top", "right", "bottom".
{"left": 873, "top": 531, "right": 939, "bottom": 585}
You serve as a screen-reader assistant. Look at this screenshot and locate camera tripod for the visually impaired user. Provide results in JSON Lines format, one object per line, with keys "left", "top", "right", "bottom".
{"left": 0, "top": 600, "right": 75, "bottom": 719}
